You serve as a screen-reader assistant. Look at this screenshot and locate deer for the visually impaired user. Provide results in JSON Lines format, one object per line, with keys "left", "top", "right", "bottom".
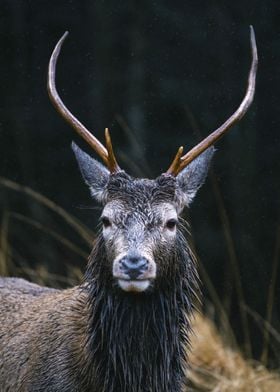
{"left": 0, "top": 27, "right": 257, "bottom": 392}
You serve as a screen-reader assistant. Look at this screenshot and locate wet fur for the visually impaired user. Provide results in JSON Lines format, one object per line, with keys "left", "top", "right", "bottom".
{"left": 84, "top": 229, "right": 198, "bottom": 392}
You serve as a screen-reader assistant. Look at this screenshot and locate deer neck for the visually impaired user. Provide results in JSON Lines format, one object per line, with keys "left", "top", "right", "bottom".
{"left": 81, "top": 233, "right": 198, "bottom": 392}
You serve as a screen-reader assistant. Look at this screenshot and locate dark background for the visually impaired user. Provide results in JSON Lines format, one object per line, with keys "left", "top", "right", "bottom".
{"left": 0, "top": 1, "right": 279, "bottom": 365}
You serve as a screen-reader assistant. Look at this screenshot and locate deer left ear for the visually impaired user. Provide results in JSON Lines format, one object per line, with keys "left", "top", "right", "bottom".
{"left": 72, "top": 142, "right": 110, "bottom": 202}
{"left": 176, "top": 146, "right": 215, "bottom": 208}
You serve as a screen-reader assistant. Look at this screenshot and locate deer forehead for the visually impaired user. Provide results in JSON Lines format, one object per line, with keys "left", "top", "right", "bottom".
{"left": 106, "top": 174, "right": 176, "bottom": 202}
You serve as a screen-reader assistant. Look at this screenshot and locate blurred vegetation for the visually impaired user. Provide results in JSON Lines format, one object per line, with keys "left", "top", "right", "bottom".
{"left": 0, "top": 0, "right": 279, "bottom": 368}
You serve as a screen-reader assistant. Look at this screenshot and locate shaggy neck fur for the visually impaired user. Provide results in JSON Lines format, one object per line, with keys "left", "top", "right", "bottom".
{"left": 82, "top": 230, "right": 199, "bottom": 392}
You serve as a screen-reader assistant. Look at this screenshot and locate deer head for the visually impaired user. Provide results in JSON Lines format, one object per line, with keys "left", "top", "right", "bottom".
{"left": 47, "top": 28, "right": 257, "bottom": 293}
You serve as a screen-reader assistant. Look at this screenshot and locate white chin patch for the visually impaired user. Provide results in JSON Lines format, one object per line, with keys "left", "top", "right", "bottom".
{"left": 118, "top": 279, "right": 150, "bottom": 293}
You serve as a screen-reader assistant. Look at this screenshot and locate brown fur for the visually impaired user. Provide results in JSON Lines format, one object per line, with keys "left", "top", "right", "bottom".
{"left": 0, "top": 278, "right": 91, "bottom": 391}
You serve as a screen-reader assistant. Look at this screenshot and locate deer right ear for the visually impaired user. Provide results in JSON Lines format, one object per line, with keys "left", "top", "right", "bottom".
{"left": 72, "top": 142, "right": 110, "bottom": 202}
{"left": 175, "top": 146, "right": 215, "bottom": 208}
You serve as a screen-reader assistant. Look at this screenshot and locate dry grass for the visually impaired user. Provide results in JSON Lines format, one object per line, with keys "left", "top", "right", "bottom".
{"left": 188, "top": 313, "right": 280, "bottom": 391}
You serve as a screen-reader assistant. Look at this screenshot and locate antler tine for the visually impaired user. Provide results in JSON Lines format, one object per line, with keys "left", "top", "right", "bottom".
{"left": 105, "top": 128, "right": 120, "bottom": 173}
{"left": 167, "top": 26, "right": 258, "bottom": 176}
{"left": 47, "top": 32, "right": 120, "bottom": 173}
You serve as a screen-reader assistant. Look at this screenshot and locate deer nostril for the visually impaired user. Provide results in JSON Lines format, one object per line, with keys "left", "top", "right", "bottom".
{"left": 120, "top": 257, "right": 148, "bottom": 279}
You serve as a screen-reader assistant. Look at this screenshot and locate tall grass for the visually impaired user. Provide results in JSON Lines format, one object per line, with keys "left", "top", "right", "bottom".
{"left": 261, "top": 225, "right": 280, "bottom": 365}
{"left": 189, "top": 313, "right": 280, "bottom": 391}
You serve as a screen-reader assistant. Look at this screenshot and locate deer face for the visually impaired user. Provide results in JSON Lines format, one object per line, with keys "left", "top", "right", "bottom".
{"left": 73, "top": 144, "right": 214, "bottom": 292}
{"left": 102, "top": 200, "right": 178, "bottom": 292}
{"left": 102, "top": 176, "right": 178, "bottom": 292}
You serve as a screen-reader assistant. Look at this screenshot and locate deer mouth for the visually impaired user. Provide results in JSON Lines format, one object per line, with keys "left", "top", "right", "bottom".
{"left": 117, "top": 279, "right": 151, "bottom": 292}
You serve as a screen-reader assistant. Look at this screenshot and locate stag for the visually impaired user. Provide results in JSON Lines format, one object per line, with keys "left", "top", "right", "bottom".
{"left": 0, "top": 28, "right": 257, "bottom": 391}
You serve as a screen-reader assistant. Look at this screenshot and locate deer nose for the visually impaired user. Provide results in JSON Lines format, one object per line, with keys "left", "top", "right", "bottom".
{"left": 120, "top": 256, "right": 149, "bottom": 280}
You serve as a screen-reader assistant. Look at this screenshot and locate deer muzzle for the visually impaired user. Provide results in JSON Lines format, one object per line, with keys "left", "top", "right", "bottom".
{"left": 113, "top": 253, "right": 156, "bottom": 292}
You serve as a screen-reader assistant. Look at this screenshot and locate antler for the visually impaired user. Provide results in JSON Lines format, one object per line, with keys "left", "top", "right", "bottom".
{"left": 47, "top": 32, "right": 120, "bottom": 173}
{"left": 166, "top": 26, "right": 258, "bottom": 176}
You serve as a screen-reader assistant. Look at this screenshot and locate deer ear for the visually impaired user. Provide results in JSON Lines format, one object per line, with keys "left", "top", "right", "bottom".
{"left": 176, "top": 146, "right": 215, "bottom": 208}
{"left": 72, "top": 142, "right": 110, "bottom": 202}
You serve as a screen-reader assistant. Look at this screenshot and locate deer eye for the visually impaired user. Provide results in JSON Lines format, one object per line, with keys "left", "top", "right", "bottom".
{"left": 102, "top": 216, "right": 111, "bottom": 228}
{"left": 165, "top": 219, "right": 177, "bottom": 230}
